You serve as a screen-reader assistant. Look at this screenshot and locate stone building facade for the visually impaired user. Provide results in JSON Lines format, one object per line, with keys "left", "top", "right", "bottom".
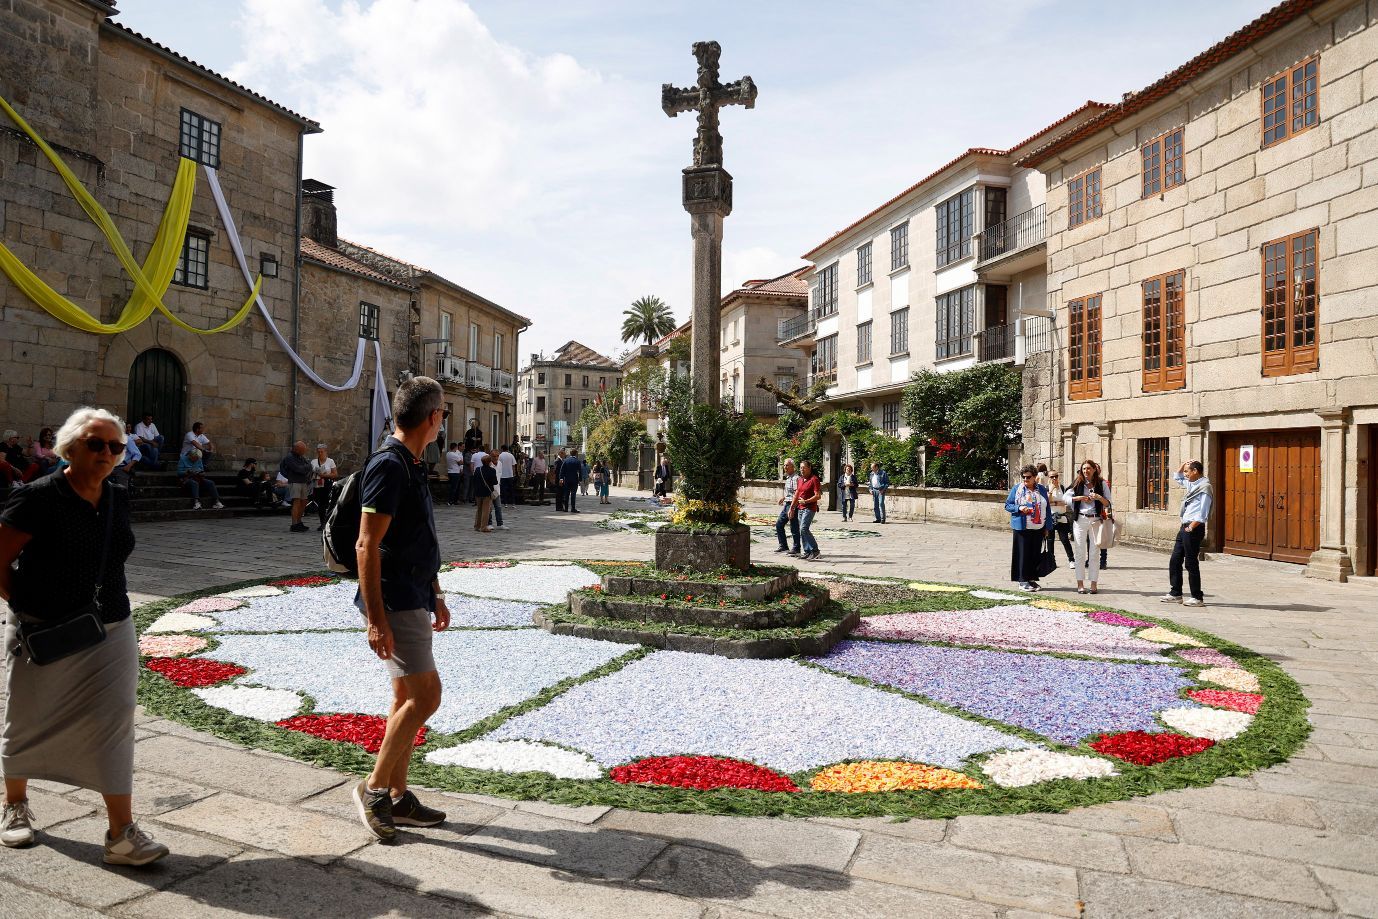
{"left": 1, "top": 0, "right": 319, "bottom": 463}
{"left": 719, "top": 269, "right": 811, "bottom": 416}
{"left": 334, "top": 240, "right": 528, "bottom": 454}
{"left": 517, "top": 341, "right": 620, "bottom": 456}
{"left": 1019, "top": 0, "right": 1378, "bottom": 580}
{"left": 794, "top": 103, "right": 1109, "bottom": 439}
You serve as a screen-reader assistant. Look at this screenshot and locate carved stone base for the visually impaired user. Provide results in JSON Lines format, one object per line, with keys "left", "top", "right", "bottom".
{"left": 570, "top": 582, "right": 825, "bottom": 629}
{"left": 1304, "top": 547, "right": 1353, "bottom": 583}
{"left": 654, "top": 525, "right": 751, "bottom": 573}
{"left": 534, "top": 608, "right": 859, "bottom": 660}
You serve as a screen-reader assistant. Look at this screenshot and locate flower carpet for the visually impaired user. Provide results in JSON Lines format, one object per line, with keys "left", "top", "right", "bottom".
{"left": 134, "top": 560, "right": 1310, "bottom": 818}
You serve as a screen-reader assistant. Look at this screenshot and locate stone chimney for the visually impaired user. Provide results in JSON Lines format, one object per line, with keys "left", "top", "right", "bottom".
{"left": 301, "top": 179, "right": 337, "bottom": 247}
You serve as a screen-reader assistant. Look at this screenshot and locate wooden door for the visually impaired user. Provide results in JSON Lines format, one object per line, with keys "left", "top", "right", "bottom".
{"left": 126, "top": 348, "right": 186, "bottom": 439}
{"left": 1221, "top": 431, "right": 1320, "bottom": 563}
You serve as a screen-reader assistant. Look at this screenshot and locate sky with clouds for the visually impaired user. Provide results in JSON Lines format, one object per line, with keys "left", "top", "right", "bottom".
{"left": 116, "top": 0, "right": 1277, "bottom": 364}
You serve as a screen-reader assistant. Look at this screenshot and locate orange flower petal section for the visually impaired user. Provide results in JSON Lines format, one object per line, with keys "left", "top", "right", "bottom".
{"left": 810, "top": 761, "right": 983, "bottom": 793}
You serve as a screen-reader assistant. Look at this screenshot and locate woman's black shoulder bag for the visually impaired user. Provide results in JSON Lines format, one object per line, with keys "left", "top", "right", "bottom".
{"left": 18, "top": 486, "right": 114, "bottom": 665}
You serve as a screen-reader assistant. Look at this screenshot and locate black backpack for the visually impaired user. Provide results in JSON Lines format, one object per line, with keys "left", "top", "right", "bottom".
{"left": 322, "top": 443, "right": 406, "bottom": 576}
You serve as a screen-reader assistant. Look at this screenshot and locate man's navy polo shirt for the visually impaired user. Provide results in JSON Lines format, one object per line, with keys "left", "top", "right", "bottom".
{"left": 356, "top": 437, "right": 440, "bottom": 613}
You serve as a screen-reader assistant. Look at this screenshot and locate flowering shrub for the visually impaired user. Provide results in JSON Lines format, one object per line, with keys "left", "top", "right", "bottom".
{"left": 610, "top": 755, "right": 799, "bottom": 792}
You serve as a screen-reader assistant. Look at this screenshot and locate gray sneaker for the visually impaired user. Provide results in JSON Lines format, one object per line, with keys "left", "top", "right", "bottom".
{"left": 352, "top": 779, "right": 396, "bottom": 842}
{"left": 390, "top": 789, "right": 445, "bottom": 827}
{"left": 1, "top": 800, "right": 35, "bottom": 848}
{"left": 103, "top": 822, "right": 169, "bottom": 866}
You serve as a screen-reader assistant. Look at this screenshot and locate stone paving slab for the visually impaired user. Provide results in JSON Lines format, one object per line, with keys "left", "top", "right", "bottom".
{"left": 155, "top": 792, "right": 372, "bottom": 864}
{"left": 109, "top": 851, "right": 498, "bottom": 918}
{"left": 638, "top": 843, "right": 999, "bottom": 919}
{"left": 6, "top": 488, "right": 1376, "bottom": 917}
{"left": 598, "top": 810, "right": 861, "bottom": 873}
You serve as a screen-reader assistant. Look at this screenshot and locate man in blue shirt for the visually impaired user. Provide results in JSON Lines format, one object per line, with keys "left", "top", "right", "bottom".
{"left": 352, "top": 376, "right": 450, "bottom": 841}
{"left": 559, "top": 447, "right": 583, "bottom": 513}
{"left": 1162, "top": 459, "right": 1213, "bottom": 607}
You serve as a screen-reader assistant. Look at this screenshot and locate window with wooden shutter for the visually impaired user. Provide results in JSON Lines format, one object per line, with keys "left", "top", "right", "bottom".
{"left": 1067, "top": 167, "right": 1102, "bottom": 228}
{"left": 1141, "top": 128, "right": 1184, "bottom": 197}
{"left": 1142, "top": 270, "right": 1186, "bottom": 392}
{"left": 1068, "top": 294, "right": 1102, "bottom": 400}
{"left": 1261, "top": 229, "right": 1319, "bottom": 376}
{"left": 1262, "top": 57, "right": 1319, "bottom": 148}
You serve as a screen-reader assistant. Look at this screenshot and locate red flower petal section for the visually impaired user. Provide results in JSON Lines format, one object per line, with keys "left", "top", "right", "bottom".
{"left": 609, "top": 755, "right": 799, "bottom": 792}
{"left": 1090, "top": 730, "right": 1215, "bottom": 765}
{"left": 145, "top": 657, "right": 246, "bottom": 688}
{"left": 1186, "top": 688, "right": 1264, "bottom": 715}
{"left": 268, "top": 575, "right": 336, "bottom": 588}
{"left": 276, "top": 713, "right": 427, "bottom": 754}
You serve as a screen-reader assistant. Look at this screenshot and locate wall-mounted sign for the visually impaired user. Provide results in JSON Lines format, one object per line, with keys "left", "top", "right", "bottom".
{"left": 1239, "top": 445, "right": 1255, "bottom": 473}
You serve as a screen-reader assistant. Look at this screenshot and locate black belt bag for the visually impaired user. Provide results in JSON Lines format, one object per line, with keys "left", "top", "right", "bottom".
{"left": 16, "top": 487, "right": 114, "bottom": 666}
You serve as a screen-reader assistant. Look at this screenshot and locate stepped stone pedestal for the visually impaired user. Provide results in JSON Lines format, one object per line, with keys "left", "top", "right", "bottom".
{"left": 653, "top": 524, "right": 750, "bottom": 573}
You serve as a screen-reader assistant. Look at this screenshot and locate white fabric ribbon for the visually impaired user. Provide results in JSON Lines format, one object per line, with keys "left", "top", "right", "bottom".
{"left": 204, "top": 165, "right": 366, "bottom": 392}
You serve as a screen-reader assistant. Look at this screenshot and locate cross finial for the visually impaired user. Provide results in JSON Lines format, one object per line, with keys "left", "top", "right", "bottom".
{"left": 662, "top": 41, "right": 757, "bottom": 168}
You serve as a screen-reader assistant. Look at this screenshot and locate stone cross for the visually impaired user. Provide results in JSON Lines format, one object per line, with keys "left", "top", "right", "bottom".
{"left": 662, "top": 41, "right": 757, "bottom": 406}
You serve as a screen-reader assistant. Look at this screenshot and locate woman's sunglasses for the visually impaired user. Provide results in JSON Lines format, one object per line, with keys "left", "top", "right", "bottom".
{"left": 85, "top": 437, "right": 127, "bottom": 455}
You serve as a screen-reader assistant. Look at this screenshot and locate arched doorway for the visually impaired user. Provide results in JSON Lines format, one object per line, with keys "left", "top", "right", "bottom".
{"left": 126, "top": 348, "right": 186, "bottom": 437}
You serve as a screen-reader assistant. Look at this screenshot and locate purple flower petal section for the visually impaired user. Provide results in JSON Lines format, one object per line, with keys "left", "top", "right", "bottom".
{"left": 813, "top": 641, "right": 1199, "bottom": 745}
{"left": 1086, "top": 611, "right": 1155, "bottom": 628}
{"left": 493, "top": 650, "right": 1032, "bottom": 772}
{"left": 851, "top": 604, "right": 1170, "bottom": 661}
{"left": 1176, "top": 647, "right": 1236, "bottom": 668}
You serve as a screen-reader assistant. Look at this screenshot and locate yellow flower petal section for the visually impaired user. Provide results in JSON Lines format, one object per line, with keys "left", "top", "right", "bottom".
{"left": 1030, "top": 598, "right": 1094, "bottom": 613}
{"left": 907, "top": 582, "right": 967, "bottom": 593}
{"left": 1136, "top": 626, "right": 1205, "bottom": 647}
{"left": 811, "top": 761, "right": 984, "bottom": 793}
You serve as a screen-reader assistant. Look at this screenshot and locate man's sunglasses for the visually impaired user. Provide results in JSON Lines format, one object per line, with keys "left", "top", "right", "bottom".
{"left": 1020, "top": 473, "right": 1036, "bottom": 479}
{"left": 85, "top": 437, "right": 127, "bottom": 455}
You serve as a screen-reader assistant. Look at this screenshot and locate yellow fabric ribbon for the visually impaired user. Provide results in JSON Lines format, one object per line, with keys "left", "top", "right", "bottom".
{"left": 0, "top": 94, "right": 260, "bottom": 334}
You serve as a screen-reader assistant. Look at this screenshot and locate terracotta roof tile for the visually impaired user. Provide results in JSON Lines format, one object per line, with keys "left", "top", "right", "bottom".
{"left": 1017, "top": 0, "right": 1326, "bottom": 168}
{"left": 726, "top": 267, "right": 809, "bottom": 301}
{"left": 300, "top": 237, "right": 415, "bottom": 290}
{"left": 548, "top": 341, "right": 619, "bottom": 368}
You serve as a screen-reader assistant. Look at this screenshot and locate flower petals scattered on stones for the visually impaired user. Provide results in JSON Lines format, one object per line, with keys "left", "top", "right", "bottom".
{"left": 268, "top": 576, "right": 336, "bottom": 588}
{"left": 277, "top": 713, "right": 425, "bottom": 753}
{"left": 980, "top": 750, "right": 1118, "bottom": 787}
{"left": 426, "top": 740, "right": 603, "bottom": 779}
{"left": 145, "top": 657, "right": 246, "bottom": 687}
{"left": 1086, "top": 611, "right": 1154, "bottom": 628}
{"left": 171, "top": 597, "right": 245, "bottom": 615}
{"left": 969, "top": 590, "right": 1026, "bottom": 601}
{"left": 1090, "top": 730, "right": 1214, "bottom": 765}
{"left": 138, "top": 634, "right": 207, "bottom": 657}
{"left": 1186, "top": 688, "right": 1263, "bottom": 714}
{"left": 611, "top": 756, "right": 799, "bottom": 792}
{"left": 146, "top": 612, "right": 218, "bottom": 633}
{"left": 191, "top": 685, "right": 303, "bottom": 722}
{"left": 1177, "top": 648, "right": 1237, "bottom": 668}
{"left": 215, "top": 585, "right": 284, "bottom": 599}
{"left": 438, "top": 562, "right": 600, "bottom": 604}
{"left": 1197, "top": 667, "right": 1261, "bottom": 692}
{"left": 810, "top": 761, "right": 982, "bottom": 793}
{"left": 1136, "top": 627, "right": 1205, "bottom": 647}
{"left": 1160, "top": 706, "right": 1254, "bottom": 741}
{"left": 907, "top": 582, "right": 966, "bottom": 593}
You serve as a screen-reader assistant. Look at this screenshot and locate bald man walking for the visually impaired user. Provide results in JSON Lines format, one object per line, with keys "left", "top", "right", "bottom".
{"left": 280, "top": 441, "right": 314, "bottom": 532}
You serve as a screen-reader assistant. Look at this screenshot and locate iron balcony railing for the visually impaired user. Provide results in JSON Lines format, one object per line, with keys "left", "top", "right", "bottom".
{"left": 465, "top": 362, "right": 493, "bottom": 390}
{"left": 743, "top": 393, "right": 784, "bottom": 416}
{"left": 493, "top": 369, "right": 514, "bottom": 394}
{"left": 807, "top": 369, "right": 837, "bottom": 390}
{"left": 977, "top": 204, "right": 1046, "bottom": 264}
{"left": 778, "top": 312, "right": 814, "bottom": 342}
{"left": 976, "top": 323, "right": 1016, "bottom": 362}
{"left": 1023, "top": 315, "right": 1054, "bottom": 356}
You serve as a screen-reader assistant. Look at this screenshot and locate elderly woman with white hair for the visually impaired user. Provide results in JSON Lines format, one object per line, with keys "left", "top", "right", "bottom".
{"left": 0, "top": 407, "right": 168, "bottom": 865}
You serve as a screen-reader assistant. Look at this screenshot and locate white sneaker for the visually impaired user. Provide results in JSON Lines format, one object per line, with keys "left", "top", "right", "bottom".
{"left": 1158, "top": 594, "right": 1183, "bottom": 603}
{"left": 191, "top": 501, "right": 202, "bottom": 510}
{"left": 1182, "top": 597, "right": 1206, "bottom": 607}
{"left": 103, "top": 821, "right": 169, "bottom": 866}
{"left": 211, "top": 502, "right": 225, "bottom": 509}
{"left": 1, "top": 800, "right": 35, "bottom": 847}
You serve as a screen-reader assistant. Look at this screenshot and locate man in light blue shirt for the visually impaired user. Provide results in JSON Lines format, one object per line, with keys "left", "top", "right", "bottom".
{"left": 775, "top": 458, "right": 801, "bottom": 555}
{"left": 1161, "top": 460, "right": 1212, "bottom": 607}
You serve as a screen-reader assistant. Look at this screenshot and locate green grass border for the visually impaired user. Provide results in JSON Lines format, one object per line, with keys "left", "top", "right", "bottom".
{"left": 133, "top": 564, "right": 1311, "bottom": 819}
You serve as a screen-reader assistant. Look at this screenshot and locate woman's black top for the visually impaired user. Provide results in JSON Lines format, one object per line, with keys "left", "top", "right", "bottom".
{"left": 1, "top": 473, "right": 135, "bottom": 624}
{"left": 473, "top": 465, "right": 497, "bottom": 498}
{"left": 1069, "top": 480, "right": 1111, "bottom": 518}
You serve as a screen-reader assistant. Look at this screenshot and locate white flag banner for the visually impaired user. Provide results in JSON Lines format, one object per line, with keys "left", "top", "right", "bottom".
{"left": 370, "top": 339, "right": 392, "bottom": 449}
{"left": 205, "top": 165, "right": 367, "bottom": 392}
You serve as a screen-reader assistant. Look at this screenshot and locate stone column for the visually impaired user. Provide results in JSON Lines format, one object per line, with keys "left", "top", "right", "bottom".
{"left": 1059, "top": 423, "right": 1077, "bottom": 479}
{"left": 1007, "top": 440, "right": 1024, "bottom": 489}
{"left": 1306, "top": 408, "right": 1354, "bottom": 582}
{"left": 1183, "top": 416, "right": 1206, "bottom": 467}
{"left": 683, "top": 165, "right": 733, "bottom": 406}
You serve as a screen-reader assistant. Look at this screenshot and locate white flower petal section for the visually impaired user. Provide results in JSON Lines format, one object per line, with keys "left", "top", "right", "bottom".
{"left": 970, "top": 590, "right": 1034, "bottom": 602}
{"left": 982, "top": 749, "right": 1119, "bottom": 787}
{"left": 1198, "top": 667, "right": 1261, "bottom": 692}
{"left": 216, "top": 585, "right": 284, "bottom": 599}
{"left": 426, "top": 740, "right": 602, "bottom": 779}
{"left": 438, "top": 562, "right": 599, "bottom": 604}
{"left": 191, "top": 685, "right": 302, "bottom": 721}
{"left": 209, "top": 582, "right": 363, "bottom": 632}
{"left": 1161, "top": 706, "right": 1253, "bottom": 741}
{"left": 1135, "top": 627, "right": 1205, "bottom": 647}
{"left": 147, "top": 612, "right": 218, "bottom": 633}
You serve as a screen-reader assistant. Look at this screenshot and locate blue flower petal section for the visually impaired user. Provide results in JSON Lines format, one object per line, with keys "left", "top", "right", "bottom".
{"left": 205, "top": 630, "right": 628, "bottom": 733}
{"left": 492, "top": 650, "right": 1033, "bottom": 772}
{"left": 813, "top": 641, "right": 1198, "bottom": 745}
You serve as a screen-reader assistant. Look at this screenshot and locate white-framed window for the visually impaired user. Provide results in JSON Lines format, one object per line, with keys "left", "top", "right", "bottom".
{"left": 469, "top": 322, "right": 479, "bottom": 361}
{"left": 440, "top": 311, "right": 452, "bottom": 348}
{"left": 493, "top": 331, "right": 504, "bottom": 369}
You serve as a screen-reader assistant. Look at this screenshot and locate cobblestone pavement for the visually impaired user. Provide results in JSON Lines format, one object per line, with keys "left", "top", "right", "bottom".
{"left": 4, "top": 486, "right": 1377, "bottom": 918}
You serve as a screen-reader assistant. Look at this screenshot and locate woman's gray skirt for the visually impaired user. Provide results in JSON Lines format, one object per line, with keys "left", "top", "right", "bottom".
{"left": 2, "top": 616, "right": 137, "bottom": 795}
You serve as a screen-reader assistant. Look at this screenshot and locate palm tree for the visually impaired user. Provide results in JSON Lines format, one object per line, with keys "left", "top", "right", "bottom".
{"left": 621, "top": 296, "right": 676, "bottom": 346}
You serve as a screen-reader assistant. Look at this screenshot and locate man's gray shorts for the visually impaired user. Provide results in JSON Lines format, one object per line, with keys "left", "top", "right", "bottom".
{"left": 363, "top": 609, "right": 437, "bottom": 679}
{"left": 287, "top": 482, "right": 311, "bottom": 501}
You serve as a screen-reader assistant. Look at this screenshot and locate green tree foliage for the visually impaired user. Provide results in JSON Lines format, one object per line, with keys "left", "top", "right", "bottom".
{"left": 664, "top": 375, "right": 752, "bottom": 524}
{"left": 902, "top": 363, "right": 1021, "bottom": 489}
{"left": 586, "top": 415, "right": 646, "bottom": 483}
{"left": 621, "top": 295, "right": 677, "bottom": 346}
{"left": 849, "top": 430, "right": 919, "bottom": 486}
